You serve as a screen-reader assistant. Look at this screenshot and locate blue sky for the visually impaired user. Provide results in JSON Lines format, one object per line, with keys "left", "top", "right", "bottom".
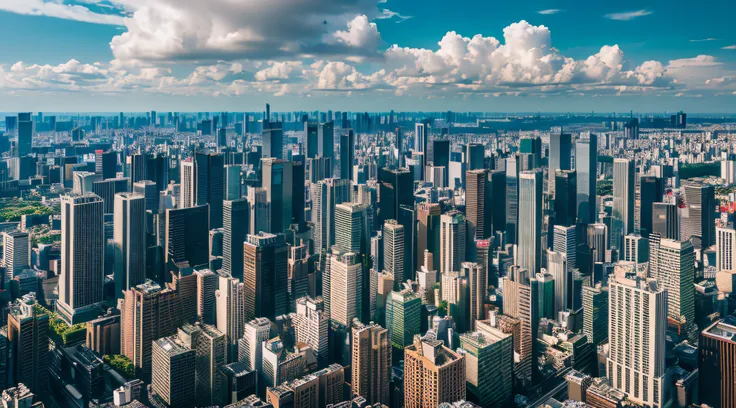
{"left": 0, "top": 0, "right": 734, "bottom": 112}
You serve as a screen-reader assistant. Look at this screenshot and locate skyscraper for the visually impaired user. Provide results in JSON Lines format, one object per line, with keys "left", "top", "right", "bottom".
{"left": 612, "top": 158, "right": 635, "bottom": 250}
{"left": 440, "top": 211, "right": 466, "bottom": 274}
{"left": 335, "top": 202, "right": 369, "bottom": 255}
{"left": 505, "top": 155, "right": 519, "bottom": 244}
{"left": 465, "top": 143, "right": 485, "bottom": 171}
{"left": 96, "top": 150, "right": 117, "bottom": 180}
{"left": 716, "top": 226, "right": 736, "bottom": 272}
{"left": 216, "top": 273, "right": 246, "bottom": 362}
{"left": 58, "top": 193, "right": 105, "bottom": 325}
{"left": 165, "top": 205, "right": 210, "bottom": 272}
{"left": 681, "top": 179, "right": 716, "bottom": 248}
{"left": 246, "top": 187, "right": 269, "bottom": 236}
{"left": 650, "top": 236, "right": 695, "bottom": 325}
{"left": 17, "top": 112, "right": 32, "bottom": 157}
{"left": 462, "top": 262, "right": 486, "bottom": 330}
{"left": 548, "top": 132, "right": 572, "bottom": 196}
{"left": 151, "top": 336, "right": 196, "bottom": 408}
{"left": 318, "top": 121, "right": 335, "bottom": 163}
{"left": 466, "top": 169, "right": 491, "bottom": 240}
{"left": 417, "top": 203, "right": 442, "bottom": 270}
{"left": 339, "top": 130, "right": 354, "bottom": 181}
{"left": 386, "top": 289, "right": 421, "bottom": 351}
{"left": 114, "top": 192, "right": 146, "bottom": 299}
{"left": 352, "top": 322, "right": 391, "bottom": 406}
{"left": 553, "top": 224, "right": 577, "bottom": 272}
{"left": 383, "top": 220, "right": 405, "bottom": 287}
{"left": 638, "top": 176, "right": 664, "bottom": 237}
{"left": 459, "top": 317, "right": 514, "bottom": 407}
{"left": 699, "top": 316, "right": 736, "bottom": 408}
{"left": 7, "top": 294, "right": 49, "bottom": 395}
{"left": 404, "top": 335, "right": 466, "bottom": 408}
{"left": 180, "top": 159, "right": 195, "bottom": 209}
{"left": 293, "top": 296, "right": 329, "bottom": 368}
{"left": 222, "top": 199, "right": 249, "bottom": 280}
{"left": 378, "top": 167, "right": 413, "bottom": 226}
{"left": 575, "top": 134, "right": 598, "bottom": 225}
{"left": 652, "top": 202, "right": 680, "bottom": 240}
{"left": 262, "top": 127, "right": 284, "bottom": 159}
{"left": 303, "top": 122, "right": 319, "bottom": 159}
{"left": 547, "top": 250, "right": 569, "bottom": 317}
{"left": 243, "top": 232, "right": 288, "bottom": 321}
{"left": 224, "top": 165, "right": 241, "bottom": 200}
{"left": 414, "top": 121, "right": 429, "bottom": 155}
{"left": 311, "top": 178, "right": 351, "bottom": 252}
{"left": 582, "top": 284, "right": 608, "bottom": 346}
{"left": 194, "top": 151, "right": 225, "bottom": 229}
{"left": 554, "top": 170, "right": 577, "bottom": 227}
{"left": 329, "top": 250, "right": 362, "bottom": 326}
{"left": 2, "top": 230, "right": 30, "bottom": 280}
{"left": 607, "top": 275, "right": 667, "bottom": 407}
{"left": 518, "top": 170, "right": 543, "bottom": 274}
{"left": 262, "top": 158, "right": 294, "bottom": 233}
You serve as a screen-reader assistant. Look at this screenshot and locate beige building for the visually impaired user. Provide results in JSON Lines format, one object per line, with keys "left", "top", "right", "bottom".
{"left": 404, "top": 336, "right": 466, "bottom": 408}
{"left": 351, "top": 322, "right": 390, "bottom": 405}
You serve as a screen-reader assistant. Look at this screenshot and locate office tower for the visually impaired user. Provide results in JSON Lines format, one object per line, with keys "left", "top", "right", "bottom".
{"left": 650, "top": 236, "right": 695, "bottom": 325}
{"left": 318, "top": 121, "right": 335, "bottom": 162}
{"left": 224, "top": 165, "right": 241, "bottom": 200}
{"left": 262, "top": 127, "right": 284, "bottom": 159}
{"left": 7, "top": 294, "right": 49, "bottom": 395}
{"left": 194, "top": 151, "right": 225, "bottom": 229}
{"left": 607, "top": 275, "right": 667, "bottom": 406}
{"left": 17, "top": 112, "right": 32, "bottom": 157}
{"left": 459, "top": 317, "right": 514, "bottom": 407}
{"left": 293, "top": 296, "right": 329, "bottom": 368}
{"left": 151, "top": 336, "right": 196, "bottom": 408}
{"left": 219, "top": 362, "right": 256, "bottom": 405}
{"left": 612, "top": 158, "right": 635, "bottom": 250}
{"left": 576, "top": 134, "right": 598, "bottom": 225}
{"left": 288, "top": 240, "right": 311, "bottom": 311}
{"left": 218, "top": 127, "right": 227, "bottom": 149}
{"left": 314, "top": 363, "right": 345, "bottom": 407}
{"left": 587, "top": 223, "right": 608, "bottom": 263}
{"left": 462, "top": 262, "right": 486, "bottom": 329}
{"left": 440, "top": 211, "right": 466, "bottom": 274}
{"left": 518, "top": 170, "right": 543, "bottom": 274}
{"left": 699, "top": 317, "right": 736, "bottom": 408}
{"left": 681, "top": 180, "right": 716, "bottom": 248}
{"left": 370, "top": 269, "right": 394, "bottom": 326}
{"left": 404, "top": 335, "right": 466, "bottom": 408}
{"left": 383, "top": 220, "right": 405, "bottom": 287}
{"left": 58, "top": 194, "right": 104, "bottom": 325}
{"left": 549, "top": 132, "right": 572, "bottom": 196}
{"left": 93, "top": 178, "right": 130, "bottom": 214}
{"left": 165, "top": 205, "right": 209, "bottom": 271}
{"left": 180, "top": 159, "right": 195, "bottom": 208}
{"left": 311, "top": 178, "right": 351, "bottom": 252}
{"left": 262, "top": 158, "right": 293, "bottom": 233}
{"left": 121, "top": 280, "right": 180, "bottom": 379}
{"left": 623, "top": 234, "right": 649, "bottom": 264}
{"left": 442, "top": 271, "right": 470, "bottom": 332}
{"left": 652, "top": 202, "right": 679, "bottom": 240}
{"left": 2, "top": 230, "right": 30, "bottom": 280}
{"left": 192, "top": 324, "right": 226, "bottom": 406}
{"left": 378, "top": 167, "right": 413, "bottom": 225}
{"left": 303, "top": 122, "right": 319, "bottom": 159}
{"left": 399, "top": 204, "right": 417, "bottom": 283}
{"left": 624, "top": 118, "right": 640, "bottom": 139}
{"left": 554, "top": 170, "right": 577, "bottom": 227}
{"left": 222, "top": 199, "right": 248, "bottom": 280}
{"left": 130, "top": 153, "right": 151, "bottom": 184}
{"left": 432, "top": 139, "right": 450, "bottom": 182}
{"left": 417, "top": 203, "right": 442, "bottom": 270}
{"left": 239, "top": 317, "right": 272, "bottom": 374}
{"left": 329, "top": 250, "right": 362, "bottom": 326}
{"left": 73, "top": 171, "right": 100, "bottom": 195}
{"left": 195, "top": 269, "right": 218, "bottom": 325}
{"left": 260, "top": 337, "right": 309, "bottom": 390}
{"left": 466, "top": 169, "right": 491, "bottom": 240}
{"left": 553, "top": 224, "right": 577, "bottom": 272}
{"left": 386, "top": 289, "right": 421, "bottom": 351}
{"left": 582, "top": 284, "right": 608, "bottom": 346}
{"left": 352, "top": 322, "right": 391, "bottom": 406}
{"left": 335, "top": 202, "right": 368, "bottom": 255}
{"left": 216, "top": 273, "right": 246, "bottom": 362}
{"left": 717, "top": 226, "right": 736, "bottom": 272}
{"left": 247, "top": 187, "right": 269, "bottom": 236}
{"left": 95, "top": 150, "right": 117, "bottom": 180}
{"left": 488, "top": 170, "right": 506, "bottom": 236}
{"left": 414, "top": 121, "right": 429, "bottom": 155}
{"left": 519, "top": 136, "right": 542, "bottom": 169}
{"left": 638, "top": 176, "right": 664, "bottom": 237}
{"left": 340, "top": 130, "right": 354, "bottom": 181}
{"left": 465, "top": 143, "right": 485, "bottom": 171}
{"left": 114, "top": 193, "right": 146, "bottom": 299}
{"left": 243, "top": 232, "right": 288, "bottom": 321}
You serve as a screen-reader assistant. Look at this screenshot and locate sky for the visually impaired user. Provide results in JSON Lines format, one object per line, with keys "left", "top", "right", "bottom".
{"left": 0, "top": 0, "right": 734, "bottom": 113}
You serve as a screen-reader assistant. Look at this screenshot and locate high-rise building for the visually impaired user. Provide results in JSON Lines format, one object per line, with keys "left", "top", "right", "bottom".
{"left": 243, "top": 232, "right": 288, "bottom": 321}
{"left": 17, "top": 113, "right": 33, "bottom": 157}
{"left": 2, "top": 230, "right": 30, "bottom": 281}
{"left": 378, "top": 167, "right": 413, "bottom": 223}
{"left": 318, "top": 122, "right": 335, "bottom": 162}
{"left": 335, "top": 202, "right": 368, "bottom": 255}
{"left": 547, "top": 250, "right": 569, "bottom": 317}
{"left": 329, "top": 250, "right": 362, "bottom": 327}
{"left": 553, "top": 224, "right": 577, "bottom": 272}
{"left": 649, "top": 235, "right": 695, "bottom": 325}
{"left": 216, "top": 273, "right": 246, "bottom": 362}
{"left": 180, "top": 159, "right": 196, "bottom": 209}
{"left": 638, "top": 176, "right": 664, "bottom": 237}
{"left": 462, "top": 262, "right": 486, "bottom": 330}
{"left": 575, "top": 134, "right": 598, "bottom": 225}
{"left": 506, "top": 155, "right": 519, "bottom": 244}
{"left": 222, "top": 199, "right": 249, "bottom": 280}
{"left": 414, "top": 121, "right": 429, "bottom": 156}
{"left": 386, "top": 289, "right": 421, "bottom": 351}
{"left": 95, "top": 150, "right": 117, "bottom": 180}
{"left": 554, "top": 170, "right": 577, "bottom": 227}
{"left": 238, "top": 317, "right": 271, "bottom": 378}
{"left": 519, "top": 136, "right": 542, "bottom": 169}
{"left": 340, "top": 130, "right": 354, "bottom": 181}
{"left": 190, "top": 324, "right": 227, "bottom": 406}
{"left": 518, "top": 170, "right": 543, "bottom": 274}
{"left": 681, "top": 180, "right": 716, "bottom": 248}
{"left": 465, "top": 143, "right": 485, "bottom": 171}
{"left": 58, "top": 193, "right": 105, "bottom": 325}
{"left": 417, "top": 203, "right": 442, "bottom": 270}
{"left": 652, "top": 202, "right": 679, "bottom": 240}
{"left": 93, "top": 178, "right": 130, "bottom": 214}
{"left": 246, "top": 187, "right": 269, "bottom": 236}
{"left": 311, "top": 178, "right": 351, "bottom": 252}
{"left": 383, "top": 220, "right": 405, "bottom": 287}
{"left": 195, "top": 269, "right": 218, "bottom": 325}
{"left": 288, "top": 240, "right": 312, "bottom": 311}
{"left": 352, "top": 322, "right": 391, "bottom": 406}
{"left": 293, "top": 296, "right": 329, "bottom": 368}
{"left": 582, "top": 284, "right": 608, "bottom": 346}
{"left": 165, "top": 205, "right": 210, "bottom": 272}
{"left": 303, "top": 122, "right": 319, "bottom": 159}
{"left": 262, "top": 127, "right": 284, "bottom": 159}
{"left": 699, "top": 316, "right": 736, "bottom": 408}
{"left": 607, "top": 275, "right": 667, "bottom": 407}
{"left": 549, "top": 132, "right": 572, "bottom": 196}
{"left": 623, "top": 234, "right": 649, "bottom": 264}
{"left": 7, "top": 294, "right": 49, "bottom": 395}
{"left": 588, "top": 223, "right": 608, "bottom": 263}
{"left": 114, "top": 193, "right": 146, "bottom": 299}
{"left": 716, "top": 226, "right": 736, "bottom": 272}
{"left": 194, "top": 151, "right": 225, "bottom": 228}
{"left": 151, "top": 335, "right": 196, "bottom": 408}
{"left": 466, "top": 169, "right": 491, "bottom": 240}
{"left": 459, "top": 317, "right": 514, "bottom": 407}
{"left": 224, "top": 165, "right": 241, "bottom": 200}
{"left": 612, "top": 158, "right": 635, "bottom": 251}
{"left": 404, "top": 335, "right": 466, "bottom": 408}
{"left": 121, "top": 280, "right": 181, "bottom": 379}
{"left": 440, "top": 211, "right": 466, "bottom": 274}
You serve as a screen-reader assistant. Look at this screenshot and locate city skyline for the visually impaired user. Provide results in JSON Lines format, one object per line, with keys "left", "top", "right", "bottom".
{"left": 0, "top": 0, "right": 735, "bottom": 112}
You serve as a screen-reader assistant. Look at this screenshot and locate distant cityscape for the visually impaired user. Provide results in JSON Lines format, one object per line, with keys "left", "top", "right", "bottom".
{"left": 0, "top": 106, "right": 735, "bottom": 408}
